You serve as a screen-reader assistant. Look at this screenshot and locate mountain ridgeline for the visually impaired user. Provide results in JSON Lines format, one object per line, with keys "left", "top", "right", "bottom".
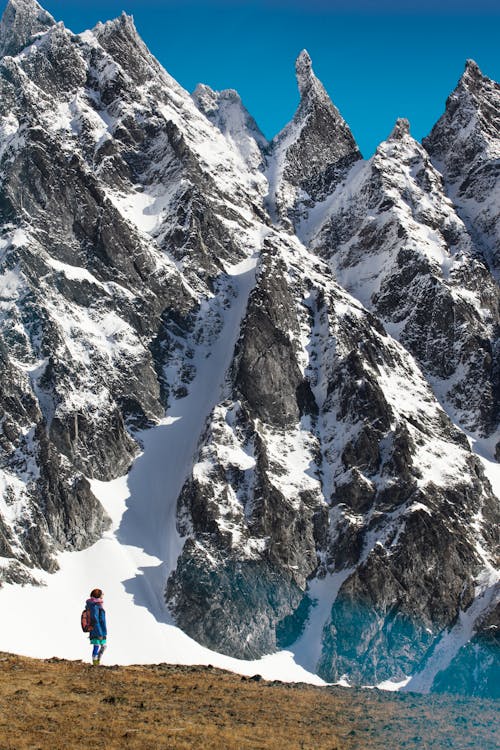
{"left": 0, "top": 0, "right": 498, "bottom": 697}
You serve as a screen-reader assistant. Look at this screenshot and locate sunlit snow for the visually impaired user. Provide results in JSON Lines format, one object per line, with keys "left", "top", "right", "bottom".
{"left": 0, "top": 254, "right": 325, "bottom": 685}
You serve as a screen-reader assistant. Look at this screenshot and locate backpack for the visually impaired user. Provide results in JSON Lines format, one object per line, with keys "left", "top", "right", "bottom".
{"left": 81, "top": 606, "right": 93, "bottom": 633}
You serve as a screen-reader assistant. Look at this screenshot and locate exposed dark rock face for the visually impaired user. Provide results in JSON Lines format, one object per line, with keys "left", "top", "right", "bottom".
{"left": 167, "top": 233, "right": 499, "bottom": 691}
{"left": 235, "top": 243, "right": 316, "bottom": 428}
{"left": 0, "top": 330, "right": 110, "bottom": 583}
{"left": 267, "top": 50, "right": 362, "bottom": 229}
{"left": 0, "top": 0, "right": 498, "bottom": 698}
{"left": 167, "top": 238, "right": 324, "bottom": 656}
{"left": 168, "top": 539, "right": 305, "bottom": 659}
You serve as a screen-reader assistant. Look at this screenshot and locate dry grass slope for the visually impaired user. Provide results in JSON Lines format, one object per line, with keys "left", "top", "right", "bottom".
{"left": 0, "top": 653, "right": 498, "bottom": 749}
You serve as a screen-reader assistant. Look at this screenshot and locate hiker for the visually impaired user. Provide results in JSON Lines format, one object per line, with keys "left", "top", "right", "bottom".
{"left": 85, "top": 588, "right": 107, "bottom": 666}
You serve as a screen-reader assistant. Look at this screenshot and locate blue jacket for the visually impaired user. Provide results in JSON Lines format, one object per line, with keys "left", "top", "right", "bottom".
{"left": 86, "top": 598, "right": 107, "bottom": 639}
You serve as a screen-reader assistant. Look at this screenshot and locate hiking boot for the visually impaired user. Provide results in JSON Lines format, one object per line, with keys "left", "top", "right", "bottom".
{"left": 92, "top": 658, "right": 100, "bottom": 666}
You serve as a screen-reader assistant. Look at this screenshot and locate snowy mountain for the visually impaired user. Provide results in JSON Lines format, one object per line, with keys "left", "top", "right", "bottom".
{"left": 304, "top": 117, "right": 500, "bottom": 440}
{"left": 0, "top": 0, "right": 53, "bottom": 57}
{"left": 423, "top": 60, "right": 500, "bottom": 278}
{"left": 0, "top": 0, "right": 498, "bottom": 698}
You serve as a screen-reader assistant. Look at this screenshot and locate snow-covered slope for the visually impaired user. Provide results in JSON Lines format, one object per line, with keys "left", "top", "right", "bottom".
{"left": 0, "top": 0, "right": 498, "bottom": 698}
{"left": 192, "top": 83, "right": 268, "bottom": 173}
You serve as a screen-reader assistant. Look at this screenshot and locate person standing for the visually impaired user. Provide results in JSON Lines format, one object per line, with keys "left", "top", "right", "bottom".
{"left": 85, "top": 588, "right": 107, "bottom": 666}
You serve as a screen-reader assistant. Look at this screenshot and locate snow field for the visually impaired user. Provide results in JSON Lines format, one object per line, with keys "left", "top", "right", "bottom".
{"left": 0, "top": 251, "right": 325, "bottom": 685}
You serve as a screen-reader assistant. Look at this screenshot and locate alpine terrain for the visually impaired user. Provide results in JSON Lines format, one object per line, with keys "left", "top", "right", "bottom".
{"left": 0, "top": 0, "right": 498, "bottom": 699}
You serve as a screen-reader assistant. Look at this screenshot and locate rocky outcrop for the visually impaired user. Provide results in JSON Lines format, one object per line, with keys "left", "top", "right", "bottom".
{"left": 267, "top": 50, "right": 361, "bottom": 229}
{"left": 423, "top": 61, "right": 500, "bottom": 276}
{"left": 0, "top": 0, "right": 54, "bottom": 58}
{"left": 167, "top": 231, "right": 499, "bottom": 688}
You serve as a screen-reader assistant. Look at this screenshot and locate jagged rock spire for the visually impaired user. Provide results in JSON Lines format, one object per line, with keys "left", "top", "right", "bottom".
{"left": 295, "top": 49, "right": 320, "bottom": 97}
{"left": 423, "top": 59, "right": 500, "bottom": 175}
{"left": 94, "top": 10, "right": 138, "bottom": 39}
{"left": 388, "top": 117, "right": 411, "bottom": 141}
{"left": 0, "top": 0, "right": 55, "bottom": 57}
{"left": 423, "top": 59, "right": 500, "bottom": 274}
{"left": 462, "top": 58, "right": 488, "bottom": 88}
{"left": 292, "top": 48, "right": 354, "bottom": 131}
{"left": 268, "top": 49, "right": 361, "bottom": 230}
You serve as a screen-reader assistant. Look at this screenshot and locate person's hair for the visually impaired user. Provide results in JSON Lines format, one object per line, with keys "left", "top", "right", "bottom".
{"left": 90, "top": 588, "right": 103, "bottom": 598}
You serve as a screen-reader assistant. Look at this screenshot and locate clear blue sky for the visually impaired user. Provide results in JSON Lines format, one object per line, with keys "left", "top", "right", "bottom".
{"left": 32, "top": 0, "right": 500, "bottom": 156}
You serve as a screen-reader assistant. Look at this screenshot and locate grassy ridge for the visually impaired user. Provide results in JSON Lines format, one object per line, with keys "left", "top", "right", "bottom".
{"left": 0, "top": 652, "right": 498, "bottom": 749}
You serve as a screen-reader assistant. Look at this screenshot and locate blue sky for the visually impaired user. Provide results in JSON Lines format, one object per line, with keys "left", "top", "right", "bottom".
{"left": 36, "top": 0, "right": 500, "bottom": 156}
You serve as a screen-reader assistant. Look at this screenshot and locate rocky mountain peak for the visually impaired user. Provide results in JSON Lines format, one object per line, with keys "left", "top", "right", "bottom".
{"left": 388, "top": 117, "right": 411, "bottom": 141}
{"left": 462, "top": 58, "right": 487, "bottom": 88}
{"left": 424, "top": 59, "right": 500, "bottom": 163}
{"left": 192, "top": 82, "right": 268, "bottom": 171}
{"left": 95, "top": 11, "right": 135, "bottom": 33}
{"left": 450, "top": 59, "right": 500, "bottom": 125}
{"left": 423, "top": 59, "right": 500, "bottom": 274}
{"left": 193, "top": 82, "right": 216, "bottom": 108}
{"left": 93, "top": 11, "right": 142, "bottom": 50}
{"left": 294, "top": 48, "right": 339, "bottom": 109}
{"left": 295, "top": 48, "right": 312, "bottom": 71}
{"left": 0, "top": 0, "right": 55, "bottom": 57}
{"left": 114, "top": 11, "right": 137, "bottom": 35}
{"left": 267, "top": 49, "right": 361, "bottom": 228}
{"left": 193, "top": 83, "right": 242, "bottom": 112}
{"left": 92, "top": 10, "right": 162, "bottom": 88}
{"left": 295, "top": 49, "right": 315, "bottom": 96}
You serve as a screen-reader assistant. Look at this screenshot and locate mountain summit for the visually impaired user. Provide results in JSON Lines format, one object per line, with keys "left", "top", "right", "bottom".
{"left": 267, "top": 49, "right": 361, "bottom": 228}
{"left": 424, "top": 60, "right": 500, "bottom": 276}
{"left": 0, "top": 0, "right": 498, "bottom": 699}
{"left": 295, "top": 48, "right": 322, "bottom": 97}
{"left": 0, "top": 0, "right": 55, "bottom": 57}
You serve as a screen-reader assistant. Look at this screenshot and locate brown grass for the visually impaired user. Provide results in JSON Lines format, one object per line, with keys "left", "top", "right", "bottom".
{"left": 0, "top": 652, "right": 498, "bottom": 749}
